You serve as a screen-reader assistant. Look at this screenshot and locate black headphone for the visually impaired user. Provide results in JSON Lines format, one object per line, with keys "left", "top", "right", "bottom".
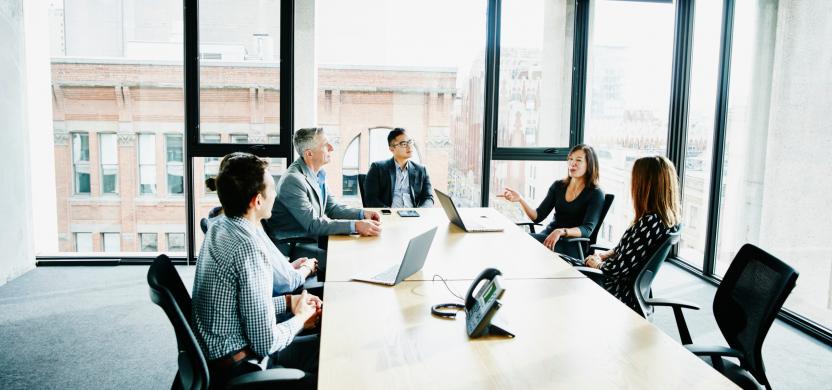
{"left": 431, "top": 303, "right": 465, "bottom": 318}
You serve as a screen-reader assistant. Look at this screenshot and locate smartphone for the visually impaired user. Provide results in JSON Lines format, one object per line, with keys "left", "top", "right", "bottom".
{"left": 397, "top": 210, "right": 420, "bottom": 217}
{"left": 381, "top": 209, "right": 392, "bottom": 215}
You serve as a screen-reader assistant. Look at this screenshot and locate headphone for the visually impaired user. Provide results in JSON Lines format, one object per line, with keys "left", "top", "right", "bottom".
{"left": 431, "top": 303, "right": 465, "bottom": 318}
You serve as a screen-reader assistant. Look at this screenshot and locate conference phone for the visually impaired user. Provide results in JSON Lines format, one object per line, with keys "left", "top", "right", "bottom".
{"left": 431, "top": 268, "right": 515, "bottom": 338}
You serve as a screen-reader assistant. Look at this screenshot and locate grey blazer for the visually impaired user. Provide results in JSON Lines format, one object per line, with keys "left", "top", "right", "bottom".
{"left": 264, "top": 158, "right": 364, "bottom": 240}
{"left": 363, "top": 158, "right": 434, "bottom": 208}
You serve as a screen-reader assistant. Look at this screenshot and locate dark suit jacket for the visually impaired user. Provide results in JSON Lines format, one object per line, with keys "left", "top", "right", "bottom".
{"left": 364, "top": 158, "right": 434, "bottom": 208}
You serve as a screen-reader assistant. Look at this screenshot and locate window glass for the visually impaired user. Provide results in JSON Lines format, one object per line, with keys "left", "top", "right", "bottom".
{"left": 139, "top": 233, "right": 158, "bottom": 252}
{"left": 102, "top": 233, "right": 121, "bottom": 252}
{"left": 198, "top": 0, "right": 280, "bottom": 144}
{"left": 497, "top": 0, "right": 574, "bottom": 148}
{"left": 99, "top": 133, "right": 118, "bottom": 194}
{"left": 75, "top": 232, "right": 92, "bottom": 252}
{"left": 72, "top": 133, "right": 91, "bottom": 194}
{"left": 716, "top": 0, "right": 832, "bottom": 330}
{"left": 342, "top": 135, "right": 360, "bottom": 198}
{"left": 316, "top": 0, "right": 486, "bottom": 207}
{"left": 678, "top": 0, "right": 723, "bottom": 269}
{"left": 167, "top": 233, "right": 186, "bottom": 252}
{"left": 138, "top": 134, "right": 157, "bottom": 195}
{"left": 202, "top": 134, "right": 221, "bottom": 193}
{"left": 49, "top": 0, "right": 185, "bottom": 253}
{"left": 166, "top": 134, "right": 184, "bottom": 195}
{"left": 583, "top": 0, "right": 675, "bottom": 242}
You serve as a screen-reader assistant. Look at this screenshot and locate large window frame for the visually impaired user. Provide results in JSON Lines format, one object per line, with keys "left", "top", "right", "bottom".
{"left": 35, "top": 0, "right": 829, "bottom": 346}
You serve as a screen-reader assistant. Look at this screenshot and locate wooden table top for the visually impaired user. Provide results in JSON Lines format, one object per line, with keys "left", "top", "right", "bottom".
{"left": 318, "top": 278, "right": 737, "bottom": 390}
{"left": 325, "top": 208, "right": 583, "bottom": 282}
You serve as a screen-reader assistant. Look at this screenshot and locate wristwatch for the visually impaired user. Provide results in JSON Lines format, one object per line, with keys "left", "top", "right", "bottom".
{"left": 560, "top": 228, "right": 568, "bottom": 237}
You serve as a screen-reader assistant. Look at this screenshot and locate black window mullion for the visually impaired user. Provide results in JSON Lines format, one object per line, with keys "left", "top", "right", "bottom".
{"left": 280, "top": 0, "right": 294, "bottom": 156}
{"left": 666, "top": 0, "right": 695, "bottom": 259}
{"left": 703, "top": 0, "right": 735, "bottom": 277}
{"left": 184, "top": 0, "right": 198, "bottom": 265}
{"left": 481, "top": 0, "right": 501, "bottom": 207}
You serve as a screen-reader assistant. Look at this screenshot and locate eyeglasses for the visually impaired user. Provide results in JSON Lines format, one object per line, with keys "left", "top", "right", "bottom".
{"left": 392, "top": 140, "right": 415, "bottom": 148}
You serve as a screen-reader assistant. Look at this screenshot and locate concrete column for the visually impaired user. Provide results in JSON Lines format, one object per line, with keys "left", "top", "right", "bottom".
{"left": 0, "top": 0, "right": 36, "bottom": 284}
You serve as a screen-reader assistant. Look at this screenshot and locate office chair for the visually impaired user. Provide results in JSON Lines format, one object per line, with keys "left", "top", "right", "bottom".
{"left": 574, "top": 227, "right": 681, "bottom": 289}
{"left": 147, "top": 254, "right": 306, "bottom": 389}
{"left": 517, "top": 194, "right": 615, "bottom": 260}
{"left": 646, "top": 244, "right": 798, "bottom": 390}
{"left": 357, "top": 173, "right": 368, "bottom": 208}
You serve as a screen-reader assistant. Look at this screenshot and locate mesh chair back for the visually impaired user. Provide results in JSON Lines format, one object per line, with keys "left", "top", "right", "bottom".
{"left": 358, "top": 173, "right": 368, "bottom": 207}
{"left": 714, "top": 244, "right": 798, "bottom": 387}
{"left": 147, "top": 255, "right": 209, "bottom": 390}
{"left": 633, "top": 228, "right": 682, "bottom": 318}
{"left": 588, "top": 194, "right": 615, "bottom": 246}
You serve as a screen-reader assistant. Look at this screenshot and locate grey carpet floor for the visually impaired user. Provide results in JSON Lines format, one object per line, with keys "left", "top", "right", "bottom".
{"left": 0, "top": 264, "right": 829, "bottom": 389}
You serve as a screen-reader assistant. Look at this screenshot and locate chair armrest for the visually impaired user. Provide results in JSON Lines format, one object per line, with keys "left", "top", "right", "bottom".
{"left": 228, "top": 368, "right": 306, "bottom": 387}
{"left": 685, "top": 345, "right": 745, "bottom": 359}
{"left": 644, "top": 298, "right": 700, "bottom": 311}
{"left": 276, "top": 236, "right": 318, "bottom": 246}
{"left": 515, "top": 221, "right": 543, "bottom": 233}
{"left": 589, "top": 244, "right": 610, "bottom": 252}
{"left": 574, "top": 266, "right": 604, "bottom": 285}
{"left": 564, "top": 237, "right": 589, "bottom": 243}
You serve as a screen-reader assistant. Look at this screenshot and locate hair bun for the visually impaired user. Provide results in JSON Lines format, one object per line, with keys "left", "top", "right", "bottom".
{"left": 205, "top": 177, "right": 217, "bottom": 191}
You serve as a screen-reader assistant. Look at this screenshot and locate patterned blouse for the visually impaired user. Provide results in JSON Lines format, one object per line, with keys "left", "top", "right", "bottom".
{"left": 600, "top": 213, "right": 677, "bottom": 313}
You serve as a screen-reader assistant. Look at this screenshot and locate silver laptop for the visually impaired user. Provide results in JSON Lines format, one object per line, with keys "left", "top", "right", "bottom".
{"left": 434, "top": 189, "right": 504, "bottom": 232}
{"left": 352, "top": 227, "right": 438, "bottom": 286}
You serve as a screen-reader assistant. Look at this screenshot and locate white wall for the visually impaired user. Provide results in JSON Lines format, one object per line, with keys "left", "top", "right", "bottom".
{"left": 25, "top": 0, "right": 58, "bottom": 254}
{"left": 0, "top": 0, "right": 36, "bottom": 285}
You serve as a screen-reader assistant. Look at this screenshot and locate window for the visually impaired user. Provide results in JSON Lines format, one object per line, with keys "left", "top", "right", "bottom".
{"left": 583, "top": 0, "right": 675, "bottom": 241}
{"left": 230, "top": 134, "right": 248, "bottom": 144}
{"left": 496, "top": 0, "right": 574, "bottom": 148}
{"left": 138, "top": 134, "right": 157, "bottom": 195}
{"left": 715, "top": 0, "right": 832, "bottom": 330}
{"left": 102, "top": 233, "right": 120, "bottom": 252}
{"left": 166, "top": 134, "right": 184, "bottom": 195}
{"left": 488, "top": 161, "right": 566, "bottom": 224}
{"left": 342, "top": 135, "right": 360, "bottom": 197}
{"left": 139, "top": 233, "right": 158, "bottom": 252}
{"left": 677, "top": 0, "right": 723, "bottom": 270}
{"left": 201, "top": 134, "right": 221, "bottom": 193}
{"left": 99, "top": 133, "right": 118, "bottom": 194}
{"left": 75, "top": 232, "right": 92, "bottom": 252}
{"left": 167, "top": 233, "right": 185, "bottom": 252}
{"left": 72, "top": 132, "right": 90, "bottom": 194}
{"left": 315, "top": 0, "right": 486, "bottom": 207}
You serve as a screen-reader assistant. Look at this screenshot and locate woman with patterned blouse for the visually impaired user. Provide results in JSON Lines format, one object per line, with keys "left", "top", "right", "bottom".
{"left": 584, "top": 155, "right": 681, "bottom": 313}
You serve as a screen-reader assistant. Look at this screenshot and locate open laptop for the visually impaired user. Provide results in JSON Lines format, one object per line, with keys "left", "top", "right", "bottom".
{"left": 352, "top": 227, "right": 438, "bottom": 286}
{"left": 434, "top": 189, "right": 504, "bottom": 232}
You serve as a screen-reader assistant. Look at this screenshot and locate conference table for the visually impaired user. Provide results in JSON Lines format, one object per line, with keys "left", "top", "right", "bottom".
{"left": 318, "top": 208, "right": 736, "bottom": 389}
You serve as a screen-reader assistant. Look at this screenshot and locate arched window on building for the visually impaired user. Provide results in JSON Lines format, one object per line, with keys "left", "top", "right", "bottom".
{"left": 342, "top": 134, "right": 360, "bottom": 197}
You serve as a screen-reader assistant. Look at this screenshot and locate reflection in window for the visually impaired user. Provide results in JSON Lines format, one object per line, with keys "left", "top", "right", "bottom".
{"left": 166, "top": 134, "right": 184, "bottom": 195}
{"left": 167, "top": 233, "right": 185, "bottom": 252}
{"left": 102, "top": 232, "right": 120, "bottom": 252}
{"left": 99, "top": 133, "right": 119, "bottom": 194}
{"left": 75, "top": 232, "right": 92, "bottom": 252}
{"left": 139, "top": 233, "right": 158, "bottom": 252}
{"left": 72, "top": 133, "right": 90, "bottom": 194}
{"left": 202, "top": 134, "right": 221, "bottom": 193}
{"left": 342, "top": 135, "right": 360, "bottom": 197}
{"left": 138, "top": 134, "right": 157, "bottom": 195}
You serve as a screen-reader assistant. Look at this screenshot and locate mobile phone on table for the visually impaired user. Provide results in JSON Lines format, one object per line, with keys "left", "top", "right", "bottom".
{"left": 381, "top": 209, "right": 392, "bottom": 215}
{"left": 397, "top": 210, "right": 420, "bottom": 217}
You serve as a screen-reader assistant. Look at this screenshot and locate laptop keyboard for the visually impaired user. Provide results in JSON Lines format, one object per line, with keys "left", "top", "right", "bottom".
{"left": 372, "top": 265, "right": 399, "bottom": 282}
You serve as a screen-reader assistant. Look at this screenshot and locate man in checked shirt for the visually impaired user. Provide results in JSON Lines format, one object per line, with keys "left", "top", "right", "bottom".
{"left": 192, "top": 152, "right": 321, "bottom": 389}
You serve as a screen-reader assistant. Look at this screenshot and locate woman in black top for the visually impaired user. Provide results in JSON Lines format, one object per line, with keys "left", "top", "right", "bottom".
{"left": 584, "top": 155, "right": 681, "bottom": 313}
{"left": 501, "top": 144, "right": 605, "bottom": 259}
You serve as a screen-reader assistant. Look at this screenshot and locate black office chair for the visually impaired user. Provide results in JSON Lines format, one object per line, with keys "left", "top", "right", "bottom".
{"left": 357, "top": 173, "right": 368, "bottom": 208}
{"left": 647, "top": 244, "right": 798, "bottom": 390}
{"left": 147, "top": 254, "right": 306, "bottom": 389}
{"left": 517, "top": 194, "right": 614, "bottom": 260}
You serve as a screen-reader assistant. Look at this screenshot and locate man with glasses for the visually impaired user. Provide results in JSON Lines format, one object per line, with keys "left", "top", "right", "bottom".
{"left": 265, "top": 128, "right": 382, "bottom": 280}
{"left": 364, "top": 128, "right": 435, "bottom": 208}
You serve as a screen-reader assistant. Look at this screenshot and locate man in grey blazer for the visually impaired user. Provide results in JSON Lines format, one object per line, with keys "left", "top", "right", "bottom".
{"left": 264, "top": 128, "right": 382, "bottom": 279}
{"left": 364, "top": 128, "right": 435, "bottom": 208}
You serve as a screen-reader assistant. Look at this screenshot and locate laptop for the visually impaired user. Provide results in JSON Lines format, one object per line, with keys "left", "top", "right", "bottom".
{"left": 434, "top": 189, "right": 504, "bottom": 233}
{"left": 352, "top": 227, "right": 438, "bottom": 286}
